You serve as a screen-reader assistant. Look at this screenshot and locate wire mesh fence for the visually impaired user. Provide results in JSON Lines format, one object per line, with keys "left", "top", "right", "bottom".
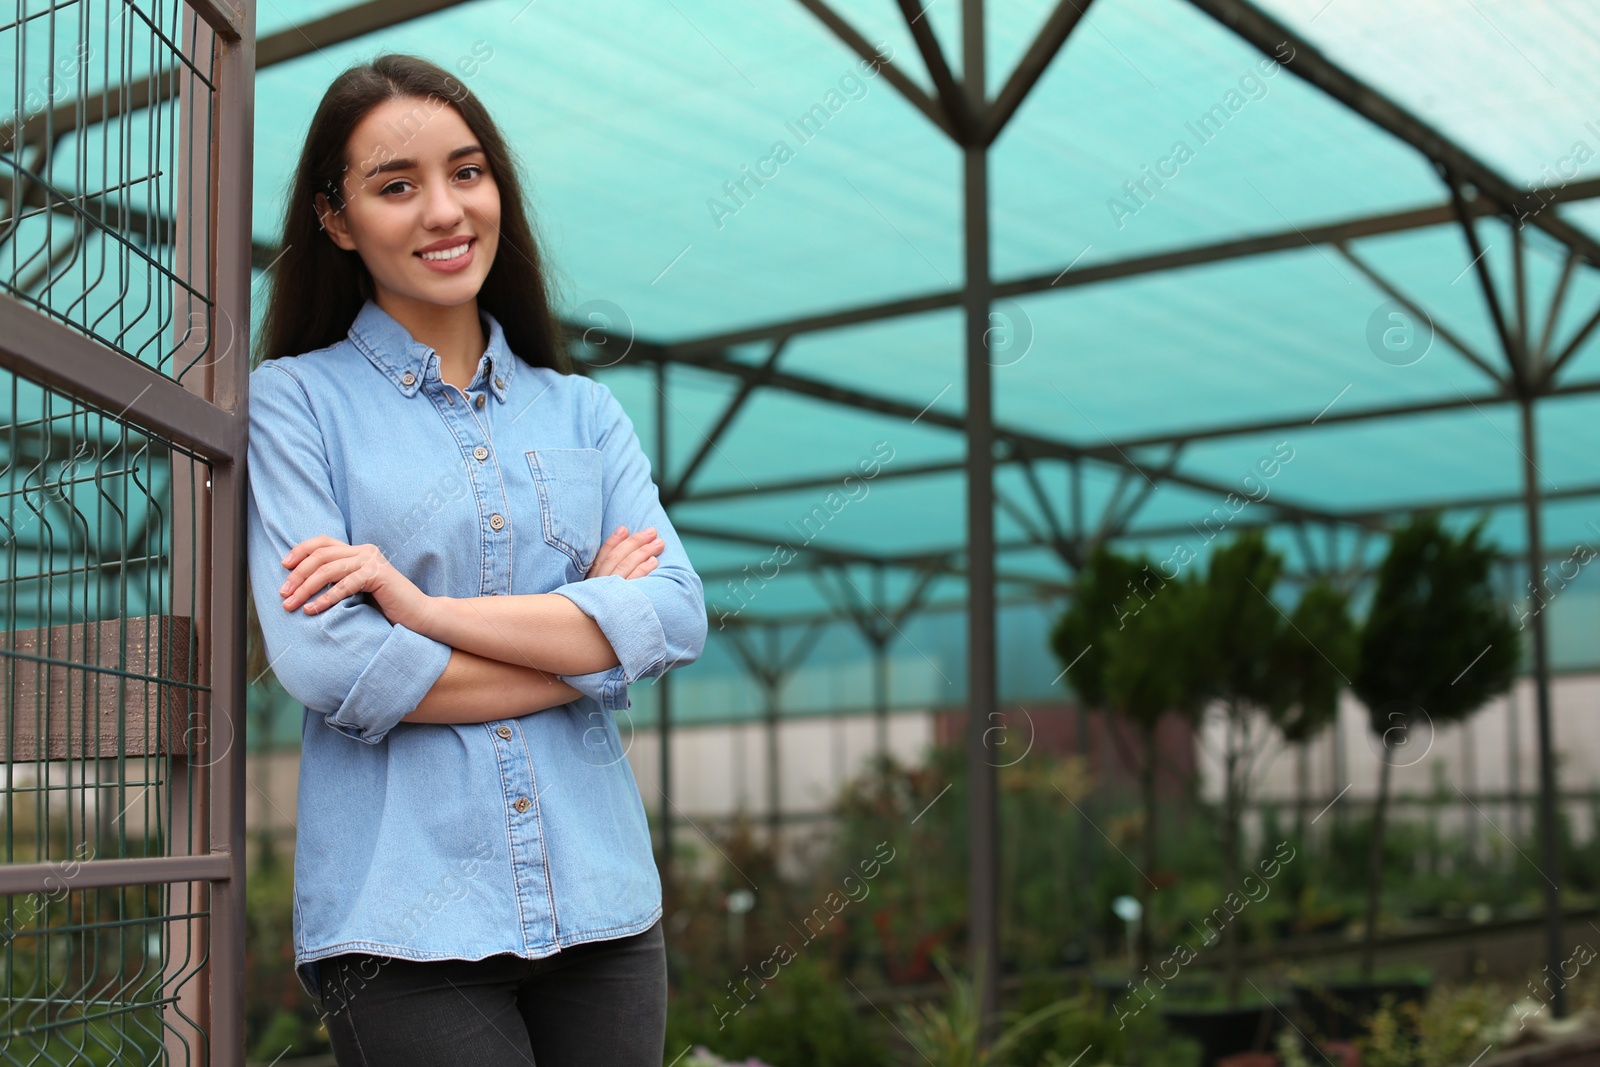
{"left": 1, "top": 370, "right": 212, "bottom": 1065}
{"left": 2, "top": 0, "right": 254, "bottom": 1063}
{"left": 1, "top": 0, "right": 222, "bottom": 388}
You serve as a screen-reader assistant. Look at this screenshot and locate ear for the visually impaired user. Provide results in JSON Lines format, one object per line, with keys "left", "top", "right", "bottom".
{"left": 314, "top": 191, "right": 358, "bottom": 251}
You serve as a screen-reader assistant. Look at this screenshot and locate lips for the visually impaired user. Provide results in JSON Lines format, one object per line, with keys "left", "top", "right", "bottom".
{"left": 416, "top": 235, "right": 476, "bottom": 275}
{"left": 416, "top": 236, "right": 473, "bottom": 261}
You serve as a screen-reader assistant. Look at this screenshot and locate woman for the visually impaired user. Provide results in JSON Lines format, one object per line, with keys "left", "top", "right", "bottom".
{"left": 244, "top": 53, "right": 706, "bottom": 1066}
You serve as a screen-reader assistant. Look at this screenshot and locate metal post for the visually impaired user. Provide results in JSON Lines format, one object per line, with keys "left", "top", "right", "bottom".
{"left": 765, "top": 625, "right": 782, "bottom": 855}
{"left": 1462, "top": 708, "right": 1478, "bottom": 861}
{"left": 1455, "top": 180, "right": 1567, "bottom": 1017}
{"left": 654, "top": 359, "right": 674, "bottom": 908}
{"left": 210, "top": 3, "right": 255, "bottom": 1058}
{"left": 168, "top": 4, "right": 253, "bottom": 1062}
{"left": 1507, "top": 580, "right": 1522, "bottom": 839}
{"left": 961, "top": 0, "right": 1001, "bottom": 1039}
{"left": 1519, "top": 392, "right": 1566, "bottom": 1016}
{"left": 873, "top": 642, "right": 889, "bottom": 762}
{"left": 873, "top": 564, "right": 889, "bottom": 763}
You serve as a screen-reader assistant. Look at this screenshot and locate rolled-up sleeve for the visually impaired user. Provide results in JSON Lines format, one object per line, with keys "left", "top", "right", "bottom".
{"left": 245, "top": 363, "right": 454, "bottom": 743}
{"left": 552, "top": 378, "right": 708, "bottom": 710}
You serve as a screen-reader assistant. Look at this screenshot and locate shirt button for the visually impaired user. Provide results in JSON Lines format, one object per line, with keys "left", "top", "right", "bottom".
{"left": 513, "top": 797, "right": 531, "bottom": 813}
{"left": 473, "top": 445, "right": 489, "bottom": 461}
{"left": 474, "top": 393, "right": 486, "bottom": 408}
{"left": 494, "top": 376, "right": 504, "bottom": 390}
{"left": 401, "top": 371, "right": 416, "bottom": 386}
{"left": 495, "top": 725, "right": 512, "bottom": 740}
{"left": 489, "top": 513, "right": 505, "bottom": 531}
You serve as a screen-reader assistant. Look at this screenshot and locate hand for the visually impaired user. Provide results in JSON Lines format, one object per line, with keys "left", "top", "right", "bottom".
{"left": 277, "top": 535, "right": 434, "bottom": 631}
{"left": 587, "top": 525, "right": 663, "bottom": 580}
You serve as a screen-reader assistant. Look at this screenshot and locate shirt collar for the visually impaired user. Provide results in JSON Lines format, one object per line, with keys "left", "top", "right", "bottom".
{"left": 348, "top": 298, "right": 513, "bottom": 404}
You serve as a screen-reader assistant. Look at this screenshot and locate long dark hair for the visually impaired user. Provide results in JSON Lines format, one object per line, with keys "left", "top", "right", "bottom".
{"left": 255, "top": 53, "right": 569, "bottom": 373}
{"left": 247, "top": 54, "right": 570, "bottom": 686}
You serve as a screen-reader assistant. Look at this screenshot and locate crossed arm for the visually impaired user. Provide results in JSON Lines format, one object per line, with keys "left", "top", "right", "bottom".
{"left": 407, "top": 647, "right": 581, "bottom": 725}
{"left": 405, "top": 610, "right": 606, "bottom": 726}
{"left": 247, "top": 365, "right": 706, "bottom": 743}
{"left": 407, "top": 552, "right": 663, "bottom": 727}
{"left": 273, "top": 527, "right": 664, "bottom": 727}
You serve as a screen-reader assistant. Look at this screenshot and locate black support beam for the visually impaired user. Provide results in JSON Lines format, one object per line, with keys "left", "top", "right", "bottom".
{"left": 1187, "top": 0, "right": 1600, "bottom": 268}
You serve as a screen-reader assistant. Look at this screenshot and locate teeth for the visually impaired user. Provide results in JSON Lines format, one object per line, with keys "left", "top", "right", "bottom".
{"left": 420, "top": 242, "right": 470, "bottom": 261}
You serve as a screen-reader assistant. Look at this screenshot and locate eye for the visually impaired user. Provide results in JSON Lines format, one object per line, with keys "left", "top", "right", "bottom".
{"left": 373, "top": 165, "right": 481, "bottom": 196}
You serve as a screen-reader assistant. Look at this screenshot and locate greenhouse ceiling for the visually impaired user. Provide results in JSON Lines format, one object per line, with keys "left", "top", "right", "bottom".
{"left": 235, "top": 0, "right": 1600, "bottom": 625}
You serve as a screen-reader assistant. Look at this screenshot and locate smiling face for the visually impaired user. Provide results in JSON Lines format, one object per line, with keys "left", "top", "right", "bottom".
{"left": 315, "top": 95, "right": 501, "bottom": 317}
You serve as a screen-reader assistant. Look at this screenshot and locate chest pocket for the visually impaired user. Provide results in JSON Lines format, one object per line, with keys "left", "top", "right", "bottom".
{"left": 526, "top": 447, "right": 604, "bottom": 574}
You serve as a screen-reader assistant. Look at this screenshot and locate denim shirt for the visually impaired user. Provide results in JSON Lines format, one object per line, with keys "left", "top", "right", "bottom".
{"left": 244, "top": 300, "right": 706, "bottom": 1000}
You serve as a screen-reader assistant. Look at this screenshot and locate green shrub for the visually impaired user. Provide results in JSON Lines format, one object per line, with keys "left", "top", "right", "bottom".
{"left": 666, "top": 951, "right": 891, "bottom": 1067}
{"left": 1356, "top": 984, "right": 1501, "bottom": 1067}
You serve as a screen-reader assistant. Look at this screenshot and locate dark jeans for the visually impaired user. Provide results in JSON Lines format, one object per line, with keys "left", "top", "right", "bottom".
{"left": 316, "top": 921, "right": 666, "bottom": 1067}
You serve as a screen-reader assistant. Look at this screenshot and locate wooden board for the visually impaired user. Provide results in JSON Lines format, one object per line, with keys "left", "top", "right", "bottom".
{"left": 2, "top": 614, "right": 196, "bottom": 760}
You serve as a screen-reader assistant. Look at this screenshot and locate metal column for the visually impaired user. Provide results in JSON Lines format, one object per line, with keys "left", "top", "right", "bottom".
{"left": 961, "top": 0, "right": 1002, "bottom": 1037}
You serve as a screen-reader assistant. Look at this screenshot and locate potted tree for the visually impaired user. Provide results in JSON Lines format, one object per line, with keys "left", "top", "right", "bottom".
{"left": 1273, "top": 578, "right": 1357, "bottom": 936}
{"left": 1186, "top": 535, "right": 1358, "bottom": 989}
{"left": 1274, "top": 580, "right": 1356, "bottom": 840}
{"left": 1303, "top": 511, "right": 1518, "bottom": 1039}
{"left": 1050, "top": 543, "right": 1205, "bottom": 978}
{"left": 1162, "top": 533, "right": 1355, "bottom": 1064}
{"left": 1188, "top": 530, "right": 1296, "bottom": 1007}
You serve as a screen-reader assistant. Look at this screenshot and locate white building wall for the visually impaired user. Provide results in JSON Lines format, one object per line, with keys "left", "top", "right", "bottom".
{"left": 1194, "top": 671, "right": 1600, "bottom": 853}
{"left": 623, "top": 708, "right": 937, "bottom": 821}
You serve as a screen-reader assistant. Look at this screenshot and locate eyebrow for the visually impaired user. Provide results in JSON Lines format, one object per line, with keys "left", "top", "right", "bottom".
{"left": 363, "top": 144, "right": 485, "bottom": 180}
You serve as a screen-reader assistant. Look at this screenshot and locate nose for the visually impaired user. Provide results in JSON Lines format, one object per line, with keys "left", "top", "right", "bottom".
{"left": 420, "top": 176, "right": 465, "bottom": 231}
